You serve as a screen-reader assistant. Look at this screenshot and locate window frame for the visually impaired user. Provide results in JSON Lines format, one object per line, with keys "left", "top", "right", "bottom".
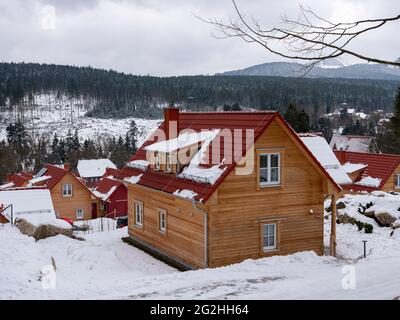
{"left": 134, "top": 201, "right": 144, "bottom": 228}
{"left": 158, "top": 209, "right": 167, "bottom": 233}
{"left": 259, "top": 219, "right": 281, "bottom": 255}
{"left": 76, "top": 208, "right": 84, "bottom": 220}
{"left": 395, "top": 173, "right": 400, "bottom": 188}
{"left": 262, "top": 223, "right": 277, "bottom": 251}
{"left": 258, "top": 152, "right": 281, "bottom": 187}
{"left": 166, "top": 154, "right": 172, "bottom": 172}
{"left": 62, "top": 183, "right": 73, "bottom": 197}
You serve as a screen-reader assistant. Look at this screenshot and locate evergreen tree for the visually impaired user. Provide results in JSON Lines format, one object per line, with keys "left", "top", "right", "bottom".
{"left": 391, "top": 87, "right": 400, "bottom": 137}
{"left": 284, "top": 103, "right": 310, "bottom": 133}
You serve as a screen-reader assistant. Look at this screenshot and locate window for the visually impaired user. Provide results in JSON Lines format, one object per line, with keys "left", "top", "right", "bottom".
{"left": 263, "top": 223, "right": 277, "bottom": 251}
{"left": 134, "top": 201, "right": 143, "bottom": 227}
{"left": 159, "top": 209, "right": 167, "bottom": 233}
{"left": 259, "top": 153, "right": 280, "bottom": 186}
{"left": 166, "top": 154, "right": 172, "bottom": 172}
{"left": 62, "top": 184, "right": 73, "bottom": 197}
{"left": 76, "top": 208, "right": 84, "bottom": 220}
{"left": 155, "top": 154, "right": 160, "bottom": 170}
{"left": 396, "top": 174, "right": 400, "bottom": 188}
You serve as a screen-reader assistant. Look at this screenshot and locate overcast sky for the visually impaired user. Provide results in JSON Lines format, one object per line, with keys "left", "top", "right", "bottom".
{"left": 0, "top": 0, "right": 398, "bottom": 76}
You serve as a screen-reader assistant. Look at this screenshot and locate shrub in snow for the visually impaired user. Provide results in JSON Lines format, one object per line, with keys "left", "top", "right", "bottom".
{"left": 364, "top": 223, "right": 373, "bottom": 234}
{"left": 337, "top": 201, "right": 346, "bottom": 210}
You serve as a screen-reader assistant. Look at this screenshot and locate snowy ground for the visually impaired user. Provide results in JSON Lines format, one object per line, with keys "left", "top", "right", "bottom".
{"left": 0, "top": 93, "right": 161, "bottom": 145}
{"left": 1, "top": 193, "right": 400, "bottom": 300}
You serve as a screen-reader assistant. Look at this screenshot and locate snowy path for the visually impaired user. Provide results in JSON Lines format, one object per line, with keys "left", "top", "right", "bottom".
{"left": 1, "top": 215, "right": 400, "bottom": 300}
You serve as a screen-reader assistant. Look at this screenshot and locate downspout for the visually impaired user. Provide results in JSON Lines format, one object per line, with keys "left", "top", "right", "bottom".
{"left": 191, "top": 200, "right": 208, "bottom": 268}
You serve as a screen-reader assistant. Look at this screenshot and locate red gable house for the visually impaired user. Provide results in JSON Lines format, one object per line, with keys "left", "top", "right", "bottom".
{"left": 28, "top": 164, "right": 100, "bottom": 221}
{"left": 121, "top": 108, "right": 341, "bottom": 270}
{"left": 335, "top": 150, "right": 400, "bottom": 192}
{"left": 92, "top": 176, "right": 128, "bottom": 218}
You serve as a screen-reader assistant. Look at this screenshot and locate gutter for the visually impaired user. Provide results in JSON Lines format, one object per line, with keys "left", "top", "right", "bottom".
{"left": 191, "top": 199, "right": 209, "bottom": 268}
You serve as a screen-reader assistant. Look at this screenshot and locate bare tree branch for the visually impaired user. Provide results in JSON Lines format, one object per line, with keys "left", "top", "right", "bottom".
{"left": 197, "top": 0, "right": 400, "bottom": 68}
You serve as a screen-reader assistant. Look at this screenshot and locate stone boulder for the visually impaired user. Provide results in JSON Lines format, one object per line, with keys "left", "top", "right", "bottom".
{"left": 16, "top": 218, "right": 75, "bottom": 241}
{"left": 374, "top": 212, "right": 396, "bottom": 227}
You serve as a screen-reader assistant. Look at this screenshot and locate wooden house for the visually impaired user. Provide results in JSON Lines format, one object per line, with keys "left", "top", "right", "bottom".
{"left": 335, "top": 150, "right": 400, "bottom": 193}
{"left": 122, "top": 108, "right": 341, "bottom": 270}
{"left": 92, "top": 175, "right": 128, "bottom": 218}
{"left": 28, "top": 164, "right": 99, "bottom": 221}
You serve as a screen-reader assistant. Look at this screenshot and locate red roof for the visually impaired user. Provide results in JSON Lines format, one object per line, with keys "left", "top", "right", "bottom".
{"left": 93, "top": 177, "right": 124, "bottom": 201}
{"left": 6, "top": 172, "right": 32, "bottom": 187}
{"left": 335, "top": 150, "right": 400, "bottom": 191}
{"left": 31, "top": 164, "right": 97, "bottom": 197}
{"left": 121, "top": 111, "right": 340, "bottom": 202}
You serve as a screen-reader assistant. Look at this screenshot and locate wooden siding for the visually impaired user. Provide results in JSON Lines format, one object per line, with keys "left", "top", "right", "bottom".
{"left": 51, "top": 173, "right": 95, "bottom": 221}
{"left": 128, "top": 184, "right": 207, "bottom": 269}
{"left": 208, "top": 119, "right": 325, "bottom": 267}
{"left": 127, "top": 118, "right": 328, "bottom": 269}
{"left": 382, "top": 163, "right": 400, "bottom": 192}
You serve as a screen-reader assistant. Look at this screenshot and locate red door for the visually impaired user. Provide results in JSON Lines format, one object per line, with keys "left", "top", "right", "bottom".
{"left": 91, "top": 203, "right": 97, "bottom": 219}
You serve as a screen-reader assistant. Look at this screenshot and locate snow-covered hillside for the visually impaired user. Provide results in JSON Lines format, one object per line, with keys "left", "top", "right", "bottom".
{"left": 0, "top": 93, "right": 161, "bottom": 146}
{"left": 1, "top": 192, "right": 400, "bottom": 300}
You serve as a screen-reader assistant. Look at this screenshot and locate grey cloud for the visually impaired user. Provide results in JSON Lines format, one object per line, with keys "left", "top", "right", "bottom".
{"left": 0, "top": 0, "right": 398, "bottom": 76}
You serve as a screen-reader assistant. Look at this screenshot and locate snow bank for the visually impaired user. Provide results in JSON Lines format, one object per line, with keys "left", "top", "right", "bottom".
{"left": 355, "top": 176, "right": 382, "bottom": 187}
{"left": 173, "top": 189, "right": 198, "bottom": 200}
{"left": 126, "top": 160, "right": 149, "bottom": 171}
{"left": 18, "top": 212, "right": 72, "bottom": 229}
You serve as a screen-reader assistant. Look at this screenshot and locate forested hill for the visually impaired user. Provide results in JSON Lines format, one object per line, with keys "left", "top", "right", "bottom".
{"left": 0, "top": 62, "right": 399, "bottom": 119}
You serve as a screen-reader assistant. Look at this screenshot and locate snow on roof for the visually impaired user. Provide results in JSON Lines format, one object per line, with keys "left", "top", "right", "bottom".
{"left": 145, "top": 130, "right": 220, "bottom": 153}
{"left": 347, "top": 108, "right": 355, "bottom": 114}
{"left": 330, "top": 134, "right": 373, "bottom": 153}
{"left": 0, "top": 189, "right": 59, "bottom": 225}
{"left": 77, "top": 159, "right": 117, "bottom": 178}
{"left": 0, "top": 182, "right": 15, "bottom": 190}
{"left": 173, "top": 189, "right": 198, "bottom": 200}
{"left": 355, "top": 176, "right": 382, "bottom": 188}
{"left": 342, "top": 162, "right": 368, "bottom": 174}
{"left": 92, "top": 186, "right": 117, "bottom": 202}
{"left": 126, "top": 160, "right": 149, "bottom": 171}
{"left": 123, "top": 174, "right": 143, "bottom": 185}
{"left": 301, "top": 136, "right": 352, "bottom": 185}
{"left": 27, "top": 175, "right": 51, "bottom": 187}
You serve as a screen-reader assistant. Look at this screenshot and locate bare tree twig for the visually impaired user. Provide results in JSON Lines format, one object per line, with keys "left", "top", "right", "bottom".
{"left": 196, "top": 0, "right": 400, "bottom": 68}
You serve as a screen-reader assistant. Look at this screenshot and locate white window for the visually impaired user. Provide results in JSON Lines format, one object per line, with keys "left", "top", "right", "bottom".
{"left": 166, "top": 154, "right": 172, "bottom": 172}
{"left": 155, "top": 154, "right": 160, "bottom": 170}
{"left": 259, "top": 153, "right": 280, "bottom": 186}
{"left": 263, "top": 223, "right": 277, "bottom": 251}
{"left": 62, "top": 184, "right": 73, "bottom": 197}
{"left": 76, "top": 208, "right": 84, "bottom": 220}
{"left": 396, "top": 174, "right": 400, "bottom": 188}
{"left": 134, "top": 201, "right": 143, "bottom": 227}
{"left": 159, "top": 209, "right": 167, "bottom": 232}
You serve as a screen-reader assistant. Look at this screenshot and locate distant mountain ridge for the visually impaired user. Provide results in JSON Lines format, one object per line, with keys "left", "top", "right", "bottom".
{"left": 221, "top": 58, "right": 400, "bottom": 80}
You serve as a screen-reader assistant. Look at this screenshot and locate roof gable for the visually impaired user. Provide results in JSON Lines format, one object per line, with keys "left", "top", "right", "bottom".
{"left": 334, "top": 151, "right": 400, "bottom": 190}
{"left": 122, "top": 111, "right": 340, "bottom": 202}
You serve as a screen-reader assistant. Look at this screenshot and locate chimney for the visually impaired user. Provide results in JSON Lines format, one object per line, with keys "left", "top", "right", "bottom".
{"left": 164, "top": 104, "right": 179, "bottom": 140}
{"left": 64, "top": 163, "right": 71, "bottom": 171}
